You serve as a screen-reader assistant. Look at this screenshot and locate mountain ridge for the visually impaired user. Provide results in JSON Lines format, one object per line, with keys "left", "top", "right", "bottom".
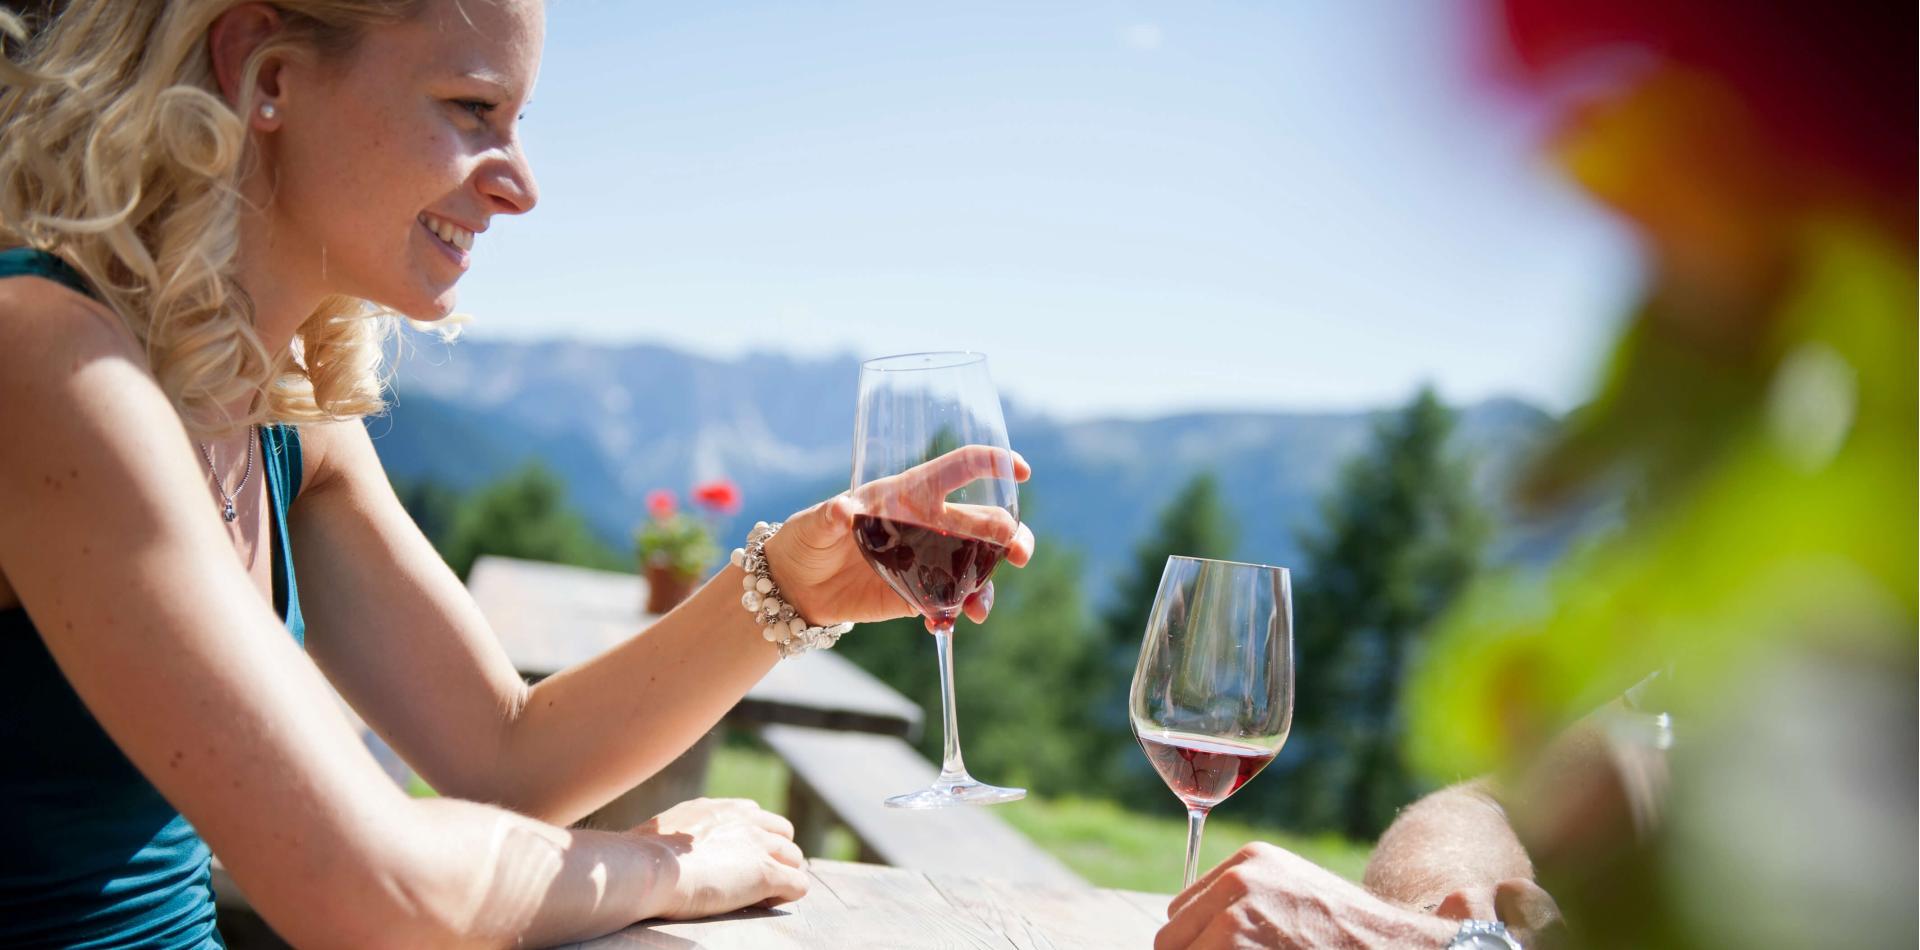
{"left": 369, "top": 335, "right": 1562, "bottom": 590}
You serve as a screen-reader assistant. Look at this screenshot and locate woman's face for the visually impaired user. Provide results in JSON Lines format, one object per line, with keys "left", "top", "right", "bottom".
{"left": 264, "top": 0, "right": 544, "bottom": 320}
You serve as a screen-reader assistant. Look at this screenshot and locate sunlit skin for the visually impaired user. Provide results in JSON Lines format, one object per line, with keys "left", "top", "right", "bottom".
{"left": 0, "top": 0, "right": 1035, "bottom": 942}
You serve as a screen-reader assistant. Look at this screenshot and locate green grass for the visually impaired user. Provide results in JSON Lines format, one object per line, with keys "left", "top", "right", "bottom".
{"left": 703, "top": 740, "right": 1371, "bottom": 894}
{"left": 997, "top": 794, "right": 1371, "bottom": 894}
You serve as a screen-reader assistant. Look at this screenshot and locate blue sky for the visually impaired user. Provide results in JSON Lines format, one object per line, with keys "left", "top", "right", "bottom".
{"left": 453, "top": 0, "right": 1642, "bottom": 420}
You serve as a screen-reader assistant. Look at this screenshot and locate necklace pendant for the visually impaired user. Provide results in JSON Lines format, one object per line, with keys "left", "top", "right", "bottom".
{"left": 223, "top": 501, "right": 237, "bottom": 522}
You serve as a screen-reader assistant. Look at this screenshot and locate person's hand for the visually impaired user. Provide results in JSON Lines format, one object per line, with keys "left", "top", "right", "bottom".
{"left": 762, "top": 445, "right": 1034, "bottom": 629}
{"left": 628, "top": 798, "right": 809, "bottom": 920}
{"left": 1156, "top": 843, "right": 1458, "bottom": 949}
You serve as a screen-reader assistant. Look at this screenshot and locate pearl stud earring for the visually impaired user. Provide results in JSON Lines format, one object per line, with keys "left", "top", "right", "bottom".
{"left": 259, "top": 102, "right": 277, "bottom": 121}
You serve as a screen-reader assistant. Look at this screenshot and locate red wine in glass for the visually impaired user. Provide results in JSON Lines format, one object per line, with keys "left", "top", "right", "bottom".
{"left": 851, "top": 351, "right": 1024, "bottom": 808}
{"left": 851, "top": 514, "right": 1006, "bottom": 625}
{"left": 1137, "top": 732, "right": 1276, "bottom": 810}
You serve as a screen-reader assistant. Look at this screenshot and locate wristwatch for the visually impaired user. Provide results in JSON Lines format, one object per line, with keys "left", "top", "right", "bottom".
{"left": 1447, "top": 919, "right": 1521, "bottom": 949}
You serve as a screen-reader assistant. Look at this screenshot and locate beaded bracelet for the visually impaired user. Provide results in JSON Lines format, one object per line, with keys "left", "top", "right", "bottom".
{"left": 732, "top": 521, "right": 854, "bottom": 658}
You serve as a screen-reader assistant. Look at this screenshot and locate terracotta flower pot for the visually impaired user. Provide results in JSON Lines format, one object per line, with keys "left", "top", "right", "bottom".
{"left": 644, "top": 562, "right": 698, "bottom": 614}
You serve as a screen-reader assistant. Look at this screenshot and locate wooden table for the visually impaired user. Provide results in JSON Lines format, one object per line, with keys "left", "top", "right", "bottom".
{"left": 469, "top": 556, "right": 923, "bottom": 738}
{"left": 568, "top": 859, "right": 1170, "bottom": 950}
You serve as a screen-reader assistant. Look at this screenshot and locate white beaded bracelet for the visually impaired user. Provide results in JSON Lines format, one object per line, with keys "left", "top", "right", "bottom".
{"left": 732, "top": 521, "right": 854, "bottom": 658}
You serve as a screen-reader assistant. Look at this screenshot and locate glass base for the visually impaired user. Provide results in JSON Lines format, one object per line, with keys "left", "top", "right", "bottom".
{"left": 884, "top": 777, "right": 1026, "bottom": 809}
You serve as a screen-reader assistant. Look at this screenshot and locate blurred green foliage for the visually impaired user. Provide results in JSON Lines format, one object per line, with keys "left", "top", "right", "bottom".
{"left": 1404, "top": 1, "right": 1917, "bottom": 937}
{"left": 1406, "top": 219, "right": 1916, "bottom": 947}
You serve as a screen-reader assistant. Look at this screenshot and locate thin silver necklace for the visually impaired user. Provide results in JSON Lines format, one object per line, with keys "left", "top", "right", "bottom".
{"left": 199, "top": 426, "right": 257, "bottom": 523}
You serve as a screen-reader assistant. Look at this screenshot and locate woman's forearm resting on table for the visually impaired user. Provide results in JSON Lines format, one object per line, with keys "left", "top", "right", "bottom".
{"left": 485, "top": 562, "right": 779, "bottom": 825}
{"left": 327, "top": 797, "right": 673, "bottom": 949}
{"left": 252, "top": 794, "right": 710, "bottom": 949}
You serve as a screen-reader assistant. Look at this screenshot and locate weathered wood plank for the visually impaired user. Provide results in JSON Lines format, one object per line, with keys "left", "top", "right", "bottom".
{"left": 924, "top": 871, "right": 1165, "bottom": 950}
{"left": 804, "top": 860, "right": 1012, "bottom": 949}
{"left": 569, "top": 860, "right": 1017, "bottom": 950}
{"left": 468, "top": 556, "right": 644, "bottom": 678}
{"left": 469, "top": 556, "right": 921, "bottom": 737}
{"left": 563, "top": 863, "right": 851, "bottom": 949}
{"left": 757, "top": 724, "right": 1082, "bottom": 887}
{"left": 1108, "top": 888, "right": 1173, "bottom": 928}
{"left": 740, "top": 649, "right": 923, "bottom": 739}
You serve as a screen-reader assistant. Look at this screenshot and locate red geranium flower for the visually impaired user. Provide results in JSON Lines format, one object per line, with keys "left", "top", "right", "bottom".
{"left": 691, "top": 479, "right": 743, "bottom": 515}
{"left": 645, "top": 489, "right": 677, "bottom": 521}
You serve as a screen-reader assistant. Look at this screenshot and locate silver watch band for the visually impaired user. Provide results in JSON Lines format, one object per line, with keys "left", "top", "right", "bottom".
{"left": 1447, "top": 919, "right": 1521, "bottom": 949}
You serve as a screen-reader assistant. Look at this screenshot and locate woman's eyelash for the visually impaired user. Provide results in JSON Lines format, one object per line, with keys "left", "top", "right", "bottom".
{"left": 452, "top": 99, "right": 525, "bottom": 124}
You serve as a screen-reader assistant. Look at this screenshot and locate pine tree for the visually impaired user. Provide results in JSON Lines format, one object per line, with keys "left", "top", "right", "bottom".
{"left": 1280, "top": 387, "right": 1486, "bottom": 837}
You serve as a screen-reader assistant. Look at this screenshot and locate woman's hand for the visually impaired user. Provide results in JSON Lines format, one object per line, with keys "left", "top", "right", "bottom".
{"left": 629, "top": 798, "right": 810, "bottom": 920}
{"left": 762, "top": 446, "right": 1034, "bottom": 629}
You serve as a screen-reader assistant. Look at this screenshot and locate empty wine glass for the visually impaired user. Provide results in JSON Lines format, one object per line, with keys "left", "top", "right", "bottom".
{"left": 850, "top": 352, "right": 1024, "bottom": 808}
{"left": 1130, "top": 556, "right": 1294, "bottom": 887}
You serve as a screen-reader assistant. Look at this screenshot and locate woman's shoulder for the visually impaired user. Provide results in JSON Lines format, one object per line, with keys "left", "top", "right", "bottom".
{"left": 0, "top": 266, "right": 180, "bottom": 482}
{"left": 0, "top": 263, "right": 139, "bottom": 365}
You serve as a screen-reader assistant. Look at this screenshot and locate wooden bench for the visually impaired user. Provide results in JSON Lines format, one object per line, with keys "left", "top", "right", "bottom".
{"left": 759, "top": 723, "right": 1084, "bottom": 887}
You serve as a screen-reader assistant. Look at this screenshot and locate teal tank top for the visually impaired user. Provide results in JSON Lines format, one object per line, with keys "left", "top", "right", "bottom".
{"left": 0, "top": 248, "right": 306, "bottom": 947}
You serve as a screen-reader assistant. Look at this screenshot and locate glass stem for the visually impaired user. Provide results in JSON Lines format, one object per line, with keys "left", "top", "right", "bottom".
{"left": 1183, "top": 807, "right": 1210, "bottom": 888}
{"left": 932, "top": 622, "right": 969, "bottom": 783}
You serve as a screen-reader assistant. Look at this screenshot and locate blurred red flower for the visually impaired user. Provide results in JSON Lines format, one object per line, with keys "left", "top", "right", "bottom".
{"left": 645, "top": 489, "right": 677, "bottom": 521}
{"left": 691, "top": 479, "right": 743, "bottom": 515}
{"left": 1495, "top": 0, "right": 1914, "bottom": 225}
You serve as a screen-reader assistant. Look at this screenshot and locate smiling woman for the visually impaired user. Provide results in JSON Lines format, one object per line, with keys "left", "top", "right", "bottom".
{"left": 0, "top": 1, "right": 1032, "bottom": 947}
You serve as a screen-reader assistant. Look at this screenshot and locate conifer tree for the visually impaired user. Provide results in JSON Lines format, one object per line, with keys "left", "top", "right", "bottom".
{"left": 1282, "top": 388, "right": 1486, "bottom": 837}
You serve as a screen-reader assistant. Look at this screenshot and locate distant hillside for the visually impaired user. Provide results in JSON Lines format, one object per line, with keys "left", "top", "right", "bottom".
{"left": 369, "top": 336, "right": 1568, "bottom": 596}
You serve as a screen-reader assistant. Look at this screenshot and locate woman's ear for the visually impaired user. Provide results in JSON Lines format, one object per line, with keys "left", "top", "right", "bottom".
{"left": 207, "top": 3, "right": 286, "bottom": 113}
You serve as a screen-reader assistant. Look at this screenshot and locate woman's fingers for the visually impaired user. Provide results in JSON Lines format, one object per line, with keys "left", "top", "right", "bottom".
{"left": 763, "top": 861, "right": 810, "bottom": 906}
{"left": 940, "top": 503, "right": 1021, "bottom": 546}
{"left": 1006, "top": 520, "right": 1035, "bottom": 567}
{"left": 749, "top": 809, "right": 796, "bottom": 840}
{"left": 962, "top": 582, "right": 995, "bottom": 624}
{"left": 763, "top": 830, "right": 806, "bottom": 869}
{"left": 916, "top": 445, "right": 1020, "bottom": 496}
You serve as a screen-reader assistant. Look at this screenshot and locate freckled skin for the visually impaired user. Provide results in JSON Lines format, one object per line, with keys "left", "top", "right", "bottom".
{"left": 242, "top": 0, "right": 544, "bottom": 323}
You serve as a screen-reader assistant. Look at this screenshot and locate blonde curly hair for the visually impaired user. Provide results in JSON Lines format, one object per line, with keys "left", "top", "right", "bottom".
{"left": 0, "top": 1, "right": 430, "bottom": 437}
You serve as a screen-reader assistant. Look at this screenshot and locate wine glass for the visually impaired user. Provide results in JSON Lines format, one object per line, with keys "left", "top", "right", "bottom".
{"left": 1130, "top": 555, "right": 1294, "bottom": 887}
{"left": 851, "top": 351, "right": 1024, "bottom": 809}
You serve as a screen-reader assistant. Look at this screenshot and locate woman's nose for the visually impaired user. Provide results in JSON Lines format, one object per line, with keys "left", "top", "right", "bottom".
{"left": 479, "top": 144, "right": 538, "bottom": 216}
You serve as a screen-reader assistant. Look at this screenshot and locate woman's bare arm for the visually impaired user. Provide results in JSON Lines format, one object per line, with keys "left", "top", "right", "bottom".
{"left": 0, "top": 281, "right": 797, "bottom": 947}
{"left": 293, "top": 419, "right": 784, "bottom": 823}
